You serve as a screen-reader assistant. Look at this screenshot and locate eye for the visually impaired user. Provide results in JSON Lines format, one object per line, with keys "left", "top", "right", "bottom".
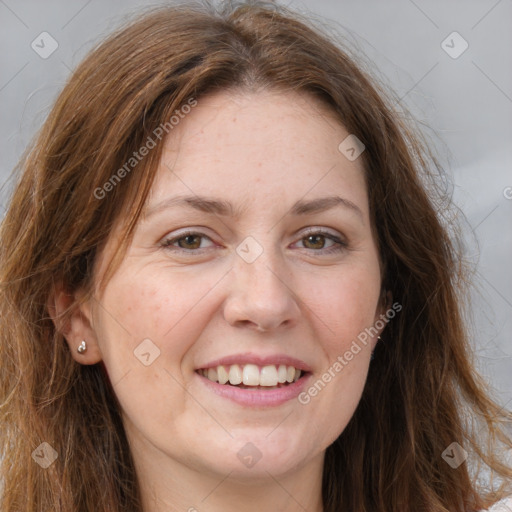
{"left": 160, "top": 231, "right": 215, "bottom": 252}
{"left": 294, "top": 229, "right": 347, "bottom": 254}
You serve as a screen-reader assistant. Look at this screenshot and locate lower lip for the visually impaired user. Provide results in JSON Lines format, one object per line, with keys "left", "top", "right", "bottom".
{"left": 196, "top": 372, "right": 311, "bottom": 407}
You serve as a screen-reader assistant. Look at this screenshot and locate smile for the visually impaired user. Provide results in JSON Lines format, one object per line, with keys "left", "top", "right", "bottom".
{"left": 197, "top": 363, "right": 302, "bottom": 389}
{"left": 194, "top": 353, "right": 312, "bottom": 406}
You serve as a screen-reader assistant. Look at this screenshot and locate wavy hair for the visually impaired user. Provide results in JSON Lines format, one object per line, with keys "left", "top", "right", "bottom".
{"left": 1, "top": 1, "right": 511, "bottom": 510}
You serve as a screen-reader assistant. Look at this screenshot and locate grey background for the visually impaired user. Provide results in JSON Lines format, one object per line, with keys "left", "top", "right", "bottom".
{"left": 1, "top": 0, "right": 511, "bottom": 407}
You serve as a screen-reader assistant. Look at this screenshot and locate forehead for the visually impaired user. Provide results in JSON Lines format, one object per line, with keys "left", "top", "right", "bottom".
{"left": 147, "top": 89, "right": 369, "bottom": 218}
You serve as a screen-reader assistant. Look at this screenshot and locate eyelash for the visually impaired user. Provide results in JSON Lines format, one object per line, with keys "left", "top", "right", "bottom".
{"left": 160, "top": 228, "right": 348, "bottom": 255}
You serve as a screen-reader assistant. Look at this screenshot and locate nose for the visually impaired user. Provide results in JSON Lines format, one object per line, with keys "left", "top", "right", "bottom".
{"left": 222, "top": 243, "right": 301, "bottom": 333}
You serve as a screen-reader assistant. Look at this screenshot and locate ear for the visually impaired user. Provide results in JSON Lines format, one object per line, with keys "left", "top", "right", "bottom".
{"left": 47, "top": 281, "right": 103, "bottom": 365}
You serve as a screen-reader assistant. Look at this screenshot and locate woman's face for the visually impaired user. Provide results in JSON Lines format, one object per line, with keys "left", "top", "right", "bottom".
{"left": 77, "top": 90, "right": 385, "bottom": 480}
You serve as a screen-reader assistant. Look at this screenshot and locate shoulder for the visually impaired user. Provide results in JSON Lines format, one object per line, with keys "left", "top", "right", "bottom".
{"left": 481, "top": 496, "right": 512, "bottom": 511}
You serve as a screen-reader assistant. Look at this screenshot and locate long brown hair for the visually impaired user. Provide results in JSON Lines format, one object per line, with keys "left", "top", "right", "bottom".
{"left": 1, "top": 1, "right": 511, "bottom": 510}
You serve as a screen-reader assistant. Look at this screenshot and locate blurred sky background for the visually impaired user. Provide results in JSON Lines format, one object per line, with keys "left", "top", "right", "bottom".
{"left": 0, "top": 0, "right": 511, "bottom": 407}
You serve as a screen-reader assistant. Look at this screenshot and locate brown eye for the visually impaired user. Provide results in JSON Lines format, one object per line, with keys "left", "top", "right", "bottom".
{"left": 302, "top": 234, "right": 327, "bottom": 250}
{"left": 161, "top": 231, "right": 214, "bottom": 252}
{"left": 177, "top": 234, "right": 202, "bottom": 249}
{"left": 295, "top": 229, "right": 347, "bottom": 254}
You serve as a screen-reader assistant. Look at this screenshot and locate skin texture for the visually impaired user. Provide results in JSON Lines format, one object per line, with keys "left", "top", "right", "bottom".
{"left": 55, "top": 90, "right": 387, "bottom": 512}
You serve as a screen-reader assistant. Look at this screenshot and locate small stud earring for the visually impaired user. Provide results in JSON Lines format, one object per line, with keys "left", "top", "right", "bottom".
{"left": 77, "top": 340, "right": 87, "bottom": 354}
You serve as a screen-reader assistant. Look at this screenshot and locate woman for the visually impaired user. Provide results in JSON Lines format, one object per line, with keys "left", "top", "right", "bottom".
{"left": 0, "top": 1, "right": 511, "bottom": 511}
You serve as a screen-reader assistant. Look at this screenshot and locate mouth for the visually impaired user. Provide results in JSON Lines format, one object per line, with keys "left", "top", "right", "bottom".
{"left": 195, "top": 363, "right": 307, "bottom": 390}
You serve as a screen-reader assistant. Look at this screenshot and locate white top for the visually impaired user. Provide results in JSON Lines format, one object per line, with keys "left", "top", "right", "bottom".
{"left": 483, "top": 496, "right": 512, "bottom": 511}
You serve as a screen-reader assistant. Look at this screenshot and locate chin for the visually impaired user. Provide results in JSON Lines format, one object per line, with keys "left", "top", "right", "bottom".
{"left": 197, "top": 431, "right": 315, "bottom": 479}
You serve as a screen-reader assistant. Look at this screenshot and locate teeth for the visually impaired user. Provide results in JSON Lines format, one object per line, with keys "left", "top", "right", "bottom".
{"left": 200, "top": 363, "right": 302, "bottom": 387}
{"left": 242, "top": 364, "right": 260, "bottom": 386}
{"left": 217, "top": 365, "right": 229, "bottom": 385}
{"left": 260, "top": 365, "right": 279, "bottom": 386}
{"left": 228, "top": 364, "right": 242, "bottom": 385}
{"left": 277, "top": 364, "right": 288, "bottom": 383}
{"left": 207, "top": 367, "right": 217, "bottom": 382}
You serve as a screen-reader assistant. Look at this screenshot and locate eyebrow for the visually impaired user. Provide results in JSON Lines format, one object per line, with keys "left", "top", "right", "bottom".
{"left": 143, "top": 194, "right": 364, "bottom": 221}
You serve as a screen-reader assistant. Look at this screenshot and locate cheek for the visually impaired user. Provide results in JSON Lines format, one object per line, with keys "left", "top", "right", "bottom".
{"left": 299, "top": 280, "right": 378, "bottom": 448}
{"left": 93, "top": 264, "right": 225, "bottom": 379}
{"left": 306, "top": 264, "right": 381, "bottom": 348}
{"left": 91, "top": 268, "right": 213, "bottom": 437}
{"left": 297, "top": 264, "right": 380, "bottom": 439}
{"left": 98, "top": 266, "right": 201, "bottom": 337}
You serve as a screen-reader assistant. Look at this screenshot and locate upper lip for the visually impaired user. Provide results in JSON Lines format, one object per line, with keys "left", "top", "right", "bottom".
{"left": 196, "top": 352, "right": 312, "bottom": 372}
